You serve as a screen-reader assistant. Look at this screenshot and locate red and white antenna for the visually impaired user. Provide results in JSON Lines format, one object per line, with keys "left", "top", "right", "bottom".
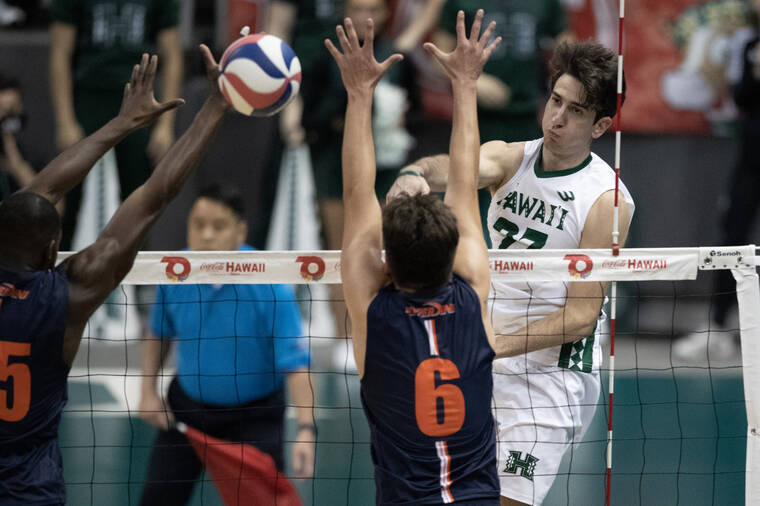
{"left": 607, "top": 0, "right": 625, "bottom": 504}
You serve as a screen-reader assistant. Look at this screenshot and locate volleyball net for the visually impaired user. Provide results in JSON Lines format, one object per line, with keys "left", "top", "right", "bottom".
{"left": 57, "top": 246, "right": 760, "bottom": 506}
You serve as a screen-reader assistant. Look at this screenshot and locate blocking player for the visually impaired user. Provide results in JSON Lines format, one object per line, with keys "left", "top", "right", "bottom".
{"left": 0, "top": 47, "right": 228, "bottom": 505}
{"left": 388, "top": 40, "right": 636, "bottom": 505}
{"left": 326, "top": 11, "right": 502, "bottom": 504}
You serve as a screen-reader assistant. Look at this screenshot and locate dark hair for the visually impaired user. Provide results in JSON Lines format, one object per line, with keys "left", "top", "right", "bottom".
{"left": 549, "top": 40, "right": 624, "bottom": 122}
{"left": 196, "top": 183, "right": 245, "bottom": 219}
{"left": 0, "top": 192, "right": 60, "bottom": 260}
{"left": 0, "top": 74, "right": 20, "bottom": 92}
{"left": 382, "top": 194, "right": 458, "bottom": 291}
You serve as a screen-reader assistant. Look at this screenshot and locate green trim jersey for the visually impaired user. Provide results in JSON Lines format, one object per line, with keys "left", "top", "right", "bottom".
{"left": 487, "top": 138, "right": 635, "bottom": 371}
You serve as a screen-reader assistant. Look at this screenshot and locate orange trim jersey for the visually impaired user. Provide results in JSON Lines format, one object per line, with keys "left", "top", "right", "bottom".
{"left": 0, "top": 266, "right": 69, "bottom": 505}
{"left": 361, "top": 274, "right": 499, "bottom": 505}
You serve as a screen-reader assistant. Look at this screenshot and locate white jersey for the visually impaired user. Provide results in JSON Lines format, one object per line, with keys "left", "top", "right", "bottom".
{"left": 487, "top": 138, "right": 635, "bottom": 371}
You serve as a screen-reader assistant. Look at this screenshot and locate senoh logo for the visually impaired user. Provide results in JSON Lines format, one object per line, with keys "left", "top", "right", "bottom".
{"left": 564, "top": 254, "right": 593, "bottom": 279}
{"left": 406, "top": 302, "right": 456, "bottom": 318}
{"left": 296, "top": 256, "right": 325, "bottom": 281}
{"left": 161, "top": 256, "right": 191, "bottom": 282}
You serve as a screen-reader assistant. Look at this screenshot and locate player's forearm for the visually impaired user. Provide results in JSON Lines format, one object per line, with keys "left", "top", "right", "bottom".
{"left": 493, "top": 305, "right": 599, "bottom": 359}
{"left": 140, "top": 334, "right": 171, "bottom": 394}
{"left": 286, "top": 368, "right": 314, "bottom": 426}
{"left": 448, "top": 80, "right": 480, "bottom": 190}
{"left": 342, "top": 92, "right": 377, "bottom": 201}
{"left": 49, "top": 25, "right": 78, "bottom": 131}
{"left": 156, "top": 29, "right": 183, "bottom": 131}
{"left": 24, "top": 116, "right": 133, "bottom": 204}
{"left": 404, "top": 154, "right": 451, "bottom": 192}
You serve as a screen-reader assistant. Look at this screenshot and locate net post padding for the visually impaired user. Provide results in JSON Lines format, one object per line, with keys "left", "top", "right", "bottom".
{"left": 733, "top": 265, "right": 760, "bottom": 506}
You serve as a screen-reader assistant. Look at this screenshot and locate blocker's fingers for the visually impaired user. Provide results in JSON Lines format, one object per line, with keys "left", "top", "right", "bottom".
{"left": 423, "top": 42, "right": 447, "bottom": 64}
{"left": 345, "top": 17, "right": 360, "bottom": 49}
{"left": 325, "top": 38, "right": 342, "bottom": 61}
{"left": 379, "top": 53, "right": 404, "bottom": 74}
{"left": 336, "top": 24, "right": 352, "bottom": 53}
{"left": 130, "top": 63, "right": 140, "bottom": 88}
{"left": 455, "top": 10, "right": 466, "bottom": 42}
{"left": 470, "top": 9, "right": 484, "bottom": 43}
{"left": 144, "top": 54, "right": 158, "bottom": 86}
{"left": 480, "top": 20, "right": 497, "bottom": 48}
{"left": 484, "top": 36, "right": 502, "bottom": 61}
{"left": 364, "top": 18, "right": 375, "bottom": 52}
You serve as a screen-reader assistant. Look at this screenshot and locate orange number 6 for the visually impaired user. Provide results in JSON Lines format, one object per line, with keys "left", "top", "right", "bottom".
{"left": 415, "top": 358, "right": 465, "bottom": 437}
{"left": 0, "top": 341, "right": 31, "bottom": 422}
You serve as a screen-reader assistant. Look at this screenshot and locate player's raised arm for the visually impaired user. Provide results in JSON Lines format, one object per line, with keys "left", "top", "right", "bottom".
{"left": 61, "top": 46, "right": 228, "bottom": 359}
{"left": 424, "top": 10, "right": 499, "bottom": 299}
{"left": 325, "top": 18, "right": 402, "bottom": 375}
{"left": 25, "top": 54, "right": 184, "bottom": 206}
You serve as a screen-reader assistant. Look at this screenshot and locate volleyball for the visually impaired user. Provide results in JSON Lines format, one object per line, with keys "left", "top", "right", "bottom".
{"left": 218, "top": 29, "right": 301, "bottom": 117}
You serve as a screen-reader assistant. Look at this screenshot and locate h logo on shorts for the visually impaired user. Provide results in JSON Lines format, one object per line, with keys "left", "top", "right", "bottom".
{"left": 504, "top": 451, "right": 539, "bottom": 481}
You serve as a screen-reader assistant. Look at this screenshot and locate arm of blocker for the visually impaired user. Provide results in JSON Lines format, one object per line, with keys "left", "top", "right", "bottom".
{"left": 325, "top": 17, "right": 403, "bottom": 377}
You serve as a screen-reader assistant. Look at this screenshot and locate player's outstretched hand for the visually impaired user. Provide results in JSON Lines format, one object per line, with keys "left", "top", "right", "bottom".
{"left": 118, "top": 53, "right": 185, "bottom": 130}
{"left": 423, "top": 10, "right": 500, "bottom": 84}
{"left": 325, "top": 18, "right": 403, "bottom": 96}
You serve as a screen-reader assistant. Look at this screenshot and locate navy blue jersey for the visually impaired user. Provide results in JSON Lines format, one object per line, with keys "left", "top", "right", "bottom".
{"left": 361, "top": 274, "right": 499, "bottom": 505}
{"left": 0, "top": 266, "right": 69, "bottom": 505}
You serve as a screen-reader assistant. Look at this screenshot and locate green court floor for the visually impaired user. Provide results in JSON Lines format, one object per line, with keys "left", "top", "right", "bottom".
{"left": 60, "top": 369, "right": 746, "bottom": 506}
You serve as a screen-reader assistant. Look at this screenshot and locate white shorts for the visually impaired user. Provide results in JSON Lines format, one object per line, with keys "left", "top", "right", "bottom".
{"left": 493, "top": 356, "right": 601, "bottom": 505}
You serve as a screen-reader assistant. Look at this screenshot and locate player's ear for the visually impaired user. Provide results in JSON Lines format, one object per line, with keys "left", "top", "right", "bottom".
{"left": 236, "top": 220, "right": 248, "bottom": 248}
{"left": 591, "top": 116, "right": 612, "bottom": 139}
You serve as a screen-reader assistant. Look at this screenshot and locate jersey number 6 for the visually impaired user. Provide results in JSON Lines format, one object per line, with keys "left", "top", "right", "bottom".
{"left": 415, "top": 358, "right": 465, "bottom": 437}
{"left": 0, "top": 341, "right": 31, "bottom": 422}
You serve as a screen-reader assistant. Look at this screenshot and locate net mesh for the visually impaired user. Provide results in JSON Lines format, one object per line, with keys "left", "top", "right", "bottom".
{"left": 56, "top": 247, "right": 759, "bottom": 506}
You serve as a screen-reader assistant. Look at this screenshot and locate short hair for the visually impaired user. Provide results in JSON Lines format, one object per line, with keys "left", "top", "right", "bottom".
{"left": 549, "top": 40, "right": 625, "bottom": 122}
{"left": 196, "top": 183, "right": 245, "bottom": 219}
{"left": 0, "top": 192, "right": 60, "bottom": 257}
{"left": 0, "top": 74, "right": 20, "bottom": 92}
{"left": 382, "top": 194, "right": 459, "bottom": 291}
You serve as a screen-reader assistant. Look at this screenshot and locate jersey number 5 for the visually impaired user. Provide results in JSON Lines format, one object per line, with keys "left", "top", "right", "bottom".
{"left": 415, "top": 358, "right": 465, "bottom": 437}
{"left": 0, "top": 341, "right": 31, "bottom": 422}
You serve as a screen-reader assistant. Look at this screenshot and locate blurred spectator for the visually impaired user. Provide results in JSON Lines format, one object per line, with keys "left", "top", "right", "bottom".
{"left": 431, "top": 0, "right": 570, "bottom": 244}
{"left": 674, "top": 0, "right": 760, "bottom": 361}
{"left": 0, "top": 0, "right": 24, "bottom": 26}
{"left": 138, "top": 183, "right": 314, "bottom": 505}
{"left": 48, "top": 0, "right": 183, "bottom": 250}
{"left": 0, "top": 75, "right": 60, "bottom": 212}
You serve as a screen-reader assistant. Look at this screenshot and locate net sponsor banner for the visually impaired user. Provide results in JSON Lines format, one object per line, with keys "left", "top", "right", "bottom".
{"left": 56, "top": 248, "right": 712, "bottom": 284}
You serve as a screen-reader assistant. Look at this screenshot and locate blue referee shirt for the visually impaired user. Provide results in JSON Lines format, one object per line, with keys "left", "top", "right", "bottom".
{"left": 150, "top": 246, "right": 308, "bottom": 406}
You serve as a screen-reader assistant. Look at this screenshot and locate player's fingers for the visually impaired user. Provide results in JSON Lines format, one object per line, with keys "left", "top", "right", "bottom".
{"left": 470, "top": 9, "right": 484, "bottom": 43}
{"left": 364, "top": 18, "right": 375, "bottom": 52}
{"left": 324, "top": 38, "right": 342, "bottom": 61}
{"left": 336, "top": 24, "right": 352, "bottom": 53}
{"left": 122, "top": 82, "right": 131, "bottom": 101}
{"left": 379, "top": 53, "right": 404, "bottom": 74}
{"left": 144, "top": 54, "right": 158, "bottom": 86}
{"left": 483, "top": 36, "right": 502, "bottom": 61}
{"left": 480, "top": 20, "right": 496, "bottom": 49}
{"left": 345, "top": 17, "right": 360, "bottom": 49}
{"left": 157, "top": 98, "right": 186, "bottom": 114}
{"left": 455, "top": 10, "right": 466, "bottom": 42}
{"left": 130, "top": 63, "right": 140, "bottom": 88}
{"left": 199, "top": 44, "right": 216, "bottom": 70}
{"left": 137, "top": 53, "right": 149, "bottom": 85}
{"left": 423, "top": 42, "right": 447, "bottom": 65}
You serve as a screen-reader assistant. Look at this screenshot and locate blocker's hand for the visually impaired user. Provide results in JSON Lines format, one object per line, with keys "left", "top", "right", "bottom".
{"left": 324, "top": 17, "right": 403, "bottom": 96}
{"left": 423, "top": 9, "right": 500, "bottom": 84}
{"left": 386, "top": 170, "right": 431, "bottom": 202}
{"left": 118, "top": 53, "right": 185, "bottom": 131}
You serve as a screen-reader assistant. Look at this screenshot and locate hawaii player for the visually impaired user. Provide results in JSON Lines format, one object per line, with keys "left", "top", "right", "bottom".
{"left": 326, "top": 10, "right": 502, "bottom": 505}
{"left": 388, "top": 41, "right": 635, "bottom": 505}
{"left": 0, "top": 47, "right": 228, "bottom": 505}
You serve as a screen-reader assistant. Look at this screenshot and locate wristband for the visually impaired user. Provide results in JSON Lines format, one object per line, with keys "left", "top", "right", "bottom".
{"left": 398, "top": 169, "right": 423, "bottom": 178}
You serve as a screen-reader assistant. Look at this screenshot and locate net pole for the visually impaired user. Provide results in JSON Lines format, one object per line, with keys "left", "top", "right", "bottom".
{"left": 607, "top": 2, "right": 625, "bottom": 505}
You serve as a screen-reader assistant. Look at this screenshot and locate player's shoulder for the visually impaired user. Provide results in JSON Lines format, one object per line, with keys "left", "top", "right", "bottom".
{"left": 482, "top": 140, "right": 526, "bottom": 185}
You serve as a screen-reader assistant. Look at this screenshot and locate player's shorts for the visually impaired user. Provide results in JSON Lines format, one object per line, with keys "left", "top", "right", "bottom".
{"left": 492, "top": 356, "right": 601, "bottom": 505}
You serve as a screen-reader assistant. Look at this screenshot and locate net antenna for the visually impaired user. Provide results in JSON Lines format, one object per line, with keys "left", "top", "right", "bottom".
{"left": 606, "top": 1, "right": 625, "bottom": 504}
